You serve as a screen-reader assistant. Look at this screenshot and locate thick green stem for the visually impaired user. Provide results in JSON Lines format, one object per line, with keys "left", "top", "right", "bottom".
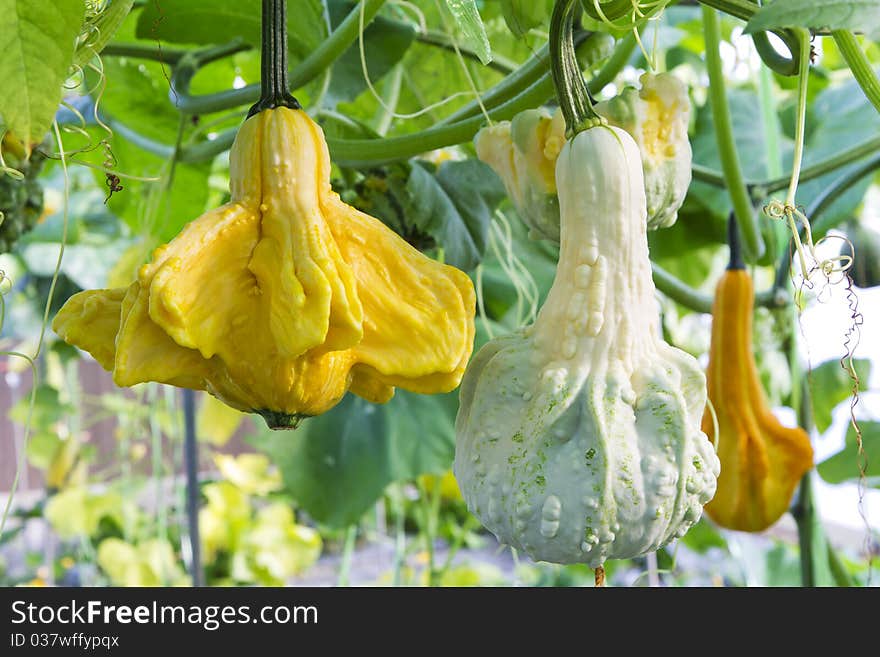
{"left": 690, "top": 135, "right": 880, "bottom": 193}
{"left": 792, "top": 470, "right": 818, "bottom": 586}
{"left": 693, "top": 0, "right": 756, "bottom": 21}
{"left": 789, "top": 366, "right": 833, "bottom": 587}
{"left": 171, "top": 0, "right": 386, "bottom": 115}
{"left": 763, "top": 135, "right": 880, "bottom": 194}
{"left": 101, "top": 42, "right": 189, "bottom": 64}
{"left": 832, "top": 31, "right": 880, "bottom": 116}
{"left": 440, "top": 31, "right": 635, "bottom": 127}
{"left": 438, "top": 44, "right": 552, "bottom": 125}
{"left": 703, "top": 5, "right": 764, "bottom": 261}
{"left": 550, "top": 0, "right": 599, "bottom": 136}
{"left": 248, "top": 0, "right": 300, "bottom": 116}
{"left": 652, "top": 262, "right": 782, "bottom": 313}
{"left": 326, "top": 74, "right": 558, "bottom": 167}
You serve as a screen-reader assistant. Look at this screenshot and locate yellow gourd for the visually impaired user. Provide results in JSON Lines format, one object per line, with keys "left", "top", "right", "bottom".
{"left": 702, "top": 220, "right": 813, "bottom": 531}
{"left": 53, "top": 108, "right": 476, "bottom": 428}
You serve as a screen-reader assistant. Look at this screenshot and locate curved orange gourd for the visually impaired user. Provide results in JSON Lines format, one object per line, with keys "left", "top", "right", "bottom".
{"left": 702, "top": 217, "right": 813, "bottom": 531}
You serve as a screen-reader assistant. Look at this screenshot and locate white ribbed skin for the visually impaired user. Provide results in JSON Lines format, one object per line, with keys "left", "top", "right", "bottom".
{"left": 454, "top": 126, "right": 718, "bottom": 566}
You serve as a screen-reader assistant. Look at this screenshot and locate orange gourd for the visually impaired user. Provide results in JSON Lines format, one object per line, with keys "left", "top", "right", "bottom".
{"left": 702, "top": 217, "right": 813, "bottom": 531}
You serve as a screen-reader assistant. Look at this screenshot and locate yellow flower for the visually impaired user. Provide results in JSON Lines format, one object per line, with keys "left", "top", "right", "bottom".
{"left": 53, "top": 108, "right": 475, "bottom": 428}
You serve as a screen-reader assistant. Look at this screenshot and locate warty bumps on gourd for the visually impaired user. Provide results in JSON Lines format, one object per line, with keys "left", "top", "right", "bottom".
{"left": 455, "top": 124, "right": 718, "bottom": 566}
{"left": 475, "top": 72, "right": 692, "bottom": 242}
{"left": 53, "top": 108, "right": 476, "bottom": 428}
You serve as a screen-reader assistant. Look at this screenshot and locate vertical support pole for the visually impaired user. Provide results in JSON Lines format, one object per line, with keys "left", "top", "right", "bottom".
{"left": 182, "top": 388, "right": 203, "bottom": 586}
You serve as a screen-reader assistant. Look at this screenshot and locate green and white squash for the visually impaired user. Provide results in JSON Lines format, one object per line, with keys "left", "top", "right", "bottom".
{"left": 455, "top": 124, "right": 718, "bottom": 566}
{"left": 475, "top": 72, "right": 692, "bottom": 240}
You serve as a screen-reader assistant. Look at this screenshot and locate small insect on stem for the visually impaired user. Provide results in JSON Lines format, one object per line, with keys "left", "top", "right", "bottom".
{"left": 104, "top": 173, "right": 123, "bottom": 203}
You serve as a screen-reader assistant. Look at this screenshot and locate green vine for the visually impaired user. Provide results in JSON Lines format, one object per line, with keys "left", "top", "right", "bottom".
{"left": 169, "top": 0, "right": 386, "bottom": 116}
{"left": 703, "top": 4, "right": 764, "bottom": 261}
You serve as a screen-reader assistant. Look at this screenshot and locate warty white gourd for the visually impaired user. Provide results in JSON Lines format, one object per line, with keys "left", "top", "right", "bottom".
{"left": 454, "top": 125, "right": 718, "bottom": 566}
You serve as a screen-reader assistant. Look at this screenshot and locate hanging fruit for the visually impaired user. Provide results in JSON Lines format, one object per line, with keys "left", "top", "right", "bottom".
{"left": 455, "top": 0, "right": 718, "bottom": 568}
{"left": 702, "top": 217, "right": 813, "bottom": 532}
{"left": 52, "top": 0, "right": 475, "bottom": 429}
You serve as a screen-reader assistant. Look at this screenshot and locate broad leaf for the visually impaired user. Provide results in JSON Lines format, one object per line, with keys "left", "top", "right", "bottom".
{"left": 746, "top": 1, "right": 880, "bottom": 40}
{"left": 251, "top": 390, "right": 458, "bottom": 528}
{"left": 808, "top": 358, "right": 871, "bottom": 433}
{"left": 406, "top": 159, "right": 504, "bottom": 271}
{"left": 817, "top": 421, "right": 880, "bottom": 486}
{"left": 0, "top": 0, "right": 85, "bottom": 149}
{"left": 444, "top": 0, "right": 492, "bottom": 64}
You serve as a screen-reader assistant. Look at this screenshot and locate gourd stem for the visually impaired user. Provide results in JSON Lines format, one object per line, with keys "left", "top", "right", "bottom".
{"left": 702, "top": 5, "right": 764, "bottom": 261}
{"left": 832, "top": 30, "right": 880, "bottom": 115}
{"left": 100, "top": 42, "right": 189, "bottom": 64}
{"left": 727, "top": 213, "right": 745, "bottom": 271}
{"left": 169, "top": 0, "right": 386, "bottom": 116}
{"left": 248, "top": 0, "right": 300, "bottom": 117}
{"left": 550, "top": 0, "right": 600, "bottom": 137}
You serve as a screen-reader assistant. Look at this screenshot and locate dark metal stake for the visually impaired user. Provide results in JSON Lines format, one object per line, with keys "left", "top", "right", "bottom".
{"left": 182, "top": 388, "right": 203, "bottom": 586}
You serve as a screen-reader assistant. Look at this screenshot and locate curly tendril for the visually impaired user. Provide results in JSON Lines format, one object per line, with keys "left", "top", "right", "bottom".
{"left": 764, "top": 200, "right": 854, "bottom": 285}
{"left": 585, "top": 0, "right": 670, "bottom": 71}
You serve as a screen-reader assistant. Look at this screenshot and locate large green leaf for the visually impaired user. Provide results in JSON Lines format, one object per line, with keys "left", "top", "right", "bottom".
{"left": 251, "top": 391, "right": 458, "bottom": 528}
{"left": 0, "top": 0, "right": 85, "bottom": 149}
{"left": 817, "top": 421, "right": 880, "bottom": 486}
{"left": 808, "top": 358, "right": 871, "bottom": 433}
{"left": 746, "top": 1, "right": 880, "bottom": 40}
{"left": 406, "top": 159, "right": 505, "bottom": 271}
{"left": 135, "top": 0, "right": 325, "bottom": 62}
